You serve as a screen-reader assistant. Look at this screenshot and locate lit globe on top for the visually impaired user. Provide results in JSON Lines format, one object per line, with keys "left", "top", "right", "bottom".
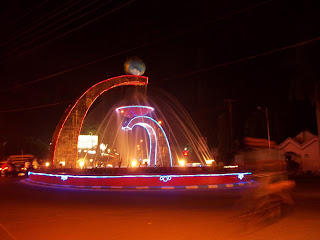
{"left": 124, "top": 57, "right": 146, "bottom": 76}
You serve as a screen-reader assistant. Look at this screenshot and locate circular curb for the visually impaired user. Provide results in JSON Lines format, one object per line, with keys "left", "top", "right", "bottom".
{"left": 22, "top": 178, "right": 255, "bottom": 191}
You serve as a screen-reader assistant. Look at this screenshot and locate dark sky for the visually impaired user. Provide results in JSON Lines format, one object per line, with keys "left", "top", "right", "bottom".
{"left": 0, "top": 0, "right": 319, "bottom": 149}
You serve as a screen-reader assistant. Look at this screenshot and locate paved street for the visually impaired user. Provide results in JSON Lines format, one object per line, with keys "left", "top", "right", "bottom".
{"left": 0, "top": 176, "right": 319, "bottom": 240}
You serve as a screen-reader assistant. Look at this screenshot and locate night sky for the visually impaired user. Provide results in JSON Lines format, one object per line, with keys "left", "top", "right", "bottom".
{"left": 0, "top": 0, "right": 319, "bottom": 155}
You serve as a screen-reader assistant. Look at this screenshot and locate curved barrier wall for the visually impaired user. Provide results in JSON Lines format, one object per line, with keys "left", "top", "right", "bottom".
{"left": 28, "top": 172, "right": 252, "bottom": 188}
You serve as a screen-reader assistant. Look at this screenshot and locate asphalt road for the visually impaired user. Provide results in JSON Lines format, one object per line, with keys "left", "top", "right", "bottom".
{"left": 0, "top": 176, "right": 319, "bottom": 240}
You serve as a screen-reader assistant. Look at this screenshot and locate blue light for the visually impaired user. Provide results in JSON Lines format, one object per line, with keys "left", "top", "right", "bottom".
{"left": 135, "top": 123, "right": 157, "bottom": 167}
{"left": 29, "top": 172, "right": 252, "bottom": 179}
{"left": 148, "top": 124, "right": 158, "bottom": 166}
{"left": 122, "top": 116, "right": 173, "bottom": 167}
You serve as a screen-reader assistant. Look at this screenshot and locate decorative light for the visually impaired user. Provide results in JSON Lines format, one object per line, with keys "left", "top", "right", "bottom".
{"left": 140, "top": 139, "right": 143, "bottom": 143}
{"left": 29, "top": 171, "right": 252, "bottom": 179}
{"left": 137, "top": 145, "right": 140, "bottom": 148}
{"left": 224, "top": 165, "right": 238, "bottom": 169}
{"left": 45, "top": 162, "right": 50, "bottom": 167}
{"left": 88, "top": 150, "right": 96, "bottom": 154}
{"left": 107, "top": 149, "right": 111, "bottom": 153}
{"left": 100, "top": 143, "right": 107, "bottom": 152}
{"left": 142, "top": 159, "right": 150, "bottom": 165}
{"left": 182, "top": 150, "right": 189, "bottom": 156}
{"left": 61, "top": 175, "right": 68, "bottom": 181}
{"left": 178, "top": 159, "right": 186, "bottom": 167}
{"left": 122, "top": 116, "right": 172, "bottom": 167}
{"left": 205, "top": 159, "right": 215, "bottom": 165}
{"left": 158, "top": 120, "right": 162, "bottom": 124}
{"left": 238, "top": 173, "right": 244, "bottom": 180}
{"left": 131, "top": 159, "right": 138, "bottom": 167}
{"left": 191, "top": 163, "right": 201, "bottom": 167}
{"left": 59, "top": 161, "right": 65, "bottom": 166}
{"left": 116, "top": 105, "right": 154, "bottom": 112}
{"left": 159, "top": 175, "right": 172, "bottom": 182}
{"left": 79, "top": 161, "right": 85, "bottom": 168}
{"left": 89, "top": 159, "right": 93, "bottom": 162}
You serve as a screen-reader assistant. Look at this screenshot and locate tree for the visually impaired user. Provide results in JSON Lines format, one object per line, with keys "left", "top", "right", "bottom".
{"left": 288, "top": 46, "right": 320, "bottom": 171}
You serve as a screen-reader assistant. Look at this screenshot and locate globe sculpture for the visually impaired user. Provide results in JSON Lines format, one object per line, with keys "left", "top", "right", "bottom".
{"left": 124, "top": 57, "right": 146, "bottom": 76}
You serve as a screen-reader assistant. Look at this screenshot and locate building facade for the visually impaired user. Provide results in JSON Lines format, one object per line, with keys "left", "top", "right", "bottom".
{"left": 279, "top": 131, "right": 320, "bottom": 172}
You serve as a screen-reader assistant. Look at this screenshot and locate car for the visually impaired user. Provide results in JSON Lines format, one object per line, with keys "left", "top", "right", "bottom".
{"left": 0, "top": 161, "right": 7, "bottom": 176}
{"left": 0, "top": 160, "right": 30, "bottom": 177}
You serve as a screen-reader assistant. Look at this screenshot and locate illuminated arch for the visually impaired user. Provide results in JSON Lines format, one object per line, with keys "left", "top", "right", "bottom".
{"left": 50, "top": 75, "right": 148, "bottom": 168}
{"left": 122, "top": 116, "right": 173, "bottom": 167}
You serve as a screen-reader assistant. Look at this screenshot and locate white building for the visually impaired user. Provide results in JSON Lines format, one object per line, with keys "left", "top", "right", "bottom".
{"left": 279, "top": 131, "right": 320, "bottom": 172}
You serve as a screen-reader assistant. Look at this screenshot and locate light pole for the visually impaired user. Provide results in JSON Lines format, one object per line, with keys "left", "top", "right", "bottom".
{"left": 257, "top": 106, "right": 271, "bottom": 160}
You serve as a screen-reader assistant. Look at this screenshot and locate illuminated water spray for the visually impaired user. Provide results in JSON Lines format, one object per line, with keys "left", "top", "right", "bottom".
{"left": 116, "top": 106, "right": 173, "bottom": 167}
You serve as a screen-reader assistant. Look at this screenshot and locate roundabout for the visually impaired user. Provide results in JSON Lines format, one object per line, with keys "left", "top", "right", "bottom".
{"left": 31, "top": 68, "right": 254, "bottom": 191}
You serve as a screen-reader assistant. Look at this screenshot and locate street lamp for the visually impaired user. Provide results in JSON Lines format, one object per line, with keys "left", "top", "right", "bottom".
{"left": 257, "top": 106, "right": 271, "bottom": 159}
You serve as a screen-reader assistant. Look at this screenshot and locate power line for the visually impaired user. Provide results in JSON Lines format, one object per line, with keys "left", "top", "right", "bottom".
{"left": 0, "top": 43, "right": 147, "bottom": 94}
{"left": 0, "top": 0, "right": 274, "bottom": 93}
{"left": 11, "top": 0, "right": 49, "bottom": 25}
{"left": 159, "top": 36, "right": 320, "bottom": 82}
{"left": 15, "top": 0, "right": 270, "bottom": 59}
{"left": 2, "top": 35, "right": 319, "bottom": 113}
{"left": 11, "top": 0, "right": 109, "bottom": 55}
{"left": 14, "top": 0, "right": 137, "bottom": 59}
{"left": 0, "top": 99, "right": 74, "bottom": 113}
{"left": 0, "top": 0, "right": 80, "bottom": 47}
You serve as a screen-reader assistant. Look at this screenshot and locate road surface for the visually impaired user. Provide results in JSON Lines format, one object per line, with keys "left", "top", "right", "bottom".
{"left": 0, "top": 176, "right": 319, "bottom": 240}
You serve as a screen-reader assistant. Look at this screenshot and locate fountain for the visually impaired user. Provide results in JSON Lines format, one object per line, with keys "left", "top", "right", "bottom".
{"left": 27, "top": 59, "right": 252, "bottom": 189}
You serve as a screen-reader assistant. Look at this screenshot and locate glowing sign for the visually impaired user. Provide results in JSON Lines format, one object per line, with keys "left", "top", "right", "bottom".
{"left": 159, "top": 175, "right": 172, "bottom": 182}
{"left": 78, "top": 135, "right": 98, "bottom": 149}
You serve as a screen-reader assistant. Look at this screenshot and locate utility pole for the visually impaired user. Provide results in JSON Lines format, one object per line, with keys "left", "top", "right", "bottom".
{"left": 257, "top": 106, "right": 272, "bottom": 160}
{"left": 314, "top": 81, "right": 320, "bottom": 172}
{"left": 224, "top": 99, "right": 238, "bottom": 159}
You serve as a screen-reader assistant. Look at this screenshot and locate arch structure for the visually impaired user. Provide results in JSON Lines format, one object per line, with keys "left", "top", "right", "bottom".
{"left": 50, "top": 75, "right": 148, "bottom": 168}
{"left": 122, "top": 116, "right": 173, "bottom": 167}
